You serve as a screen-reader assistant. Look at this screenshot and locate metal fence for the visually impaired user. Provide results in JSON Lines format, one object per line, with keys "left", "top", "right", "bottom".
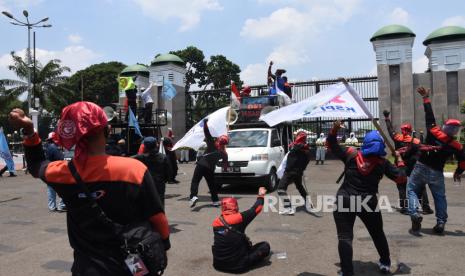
{"left": 186, "top": 76, "right": 378, "bottom": 138}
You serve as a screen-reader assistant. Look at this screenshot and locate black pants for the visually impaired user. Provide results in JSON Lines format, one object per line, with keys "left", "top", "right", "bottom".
{"left": 190, "top": 165, "right": 218, "bottom": 202}
{"left": 0, "top": 166, "right": 7, "bottom": 176}
{"left": 214, "top": 242, "right": 270, "bottom": 273}
{"left": 333, "top": 197, "right": 390, "bottom": 276}
{"left": 396, "top": 183, "right": 430, "bottom": 209}
{"left": 277, "top": 171, "right": 308, "bottom": 208}
{"left": 144, "top": 102, "right": 153, "bottom": 124}
{"left": 167, "top": 152, "right": 178, "bottom": 181}
{"left": 155, "top": 181, "right": 166, "bottom": 207}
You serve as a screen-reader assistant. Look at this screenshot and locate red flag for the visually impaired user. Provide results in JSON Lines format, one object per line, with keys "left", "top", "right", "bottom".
{"left": 231, "top": 82, "right": 241, "bottom": 108}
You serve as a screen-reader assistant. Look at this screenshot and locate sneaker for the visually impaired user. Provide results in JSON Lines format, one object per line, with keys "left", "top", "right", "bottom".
{"left": 411, "top": 215, "right": 423, "bottom": 234}
{"left": 49, "top": 208, "right": 57, "bottom": 212}
{"left": 189, "top": 196, "right": 198, "bottom": 208}
{"left": 57, "top": 207, "right": 67, "bottom": 212}
{"left": 8, "top": 174, "right": 17, "bottom": 177}
{"left": 211, "top": 201, "right": 221, "bottom": 207}
{"left": 433, "top": 223, "right": 445, "bottom": 234}
{"left": 279, "top": 207, "right": 295, "bottom": 215}
{"left": 378, "top": 262, "right": 390, "bottom": 274}
{"left": 422, "top": 207, "right": 434, "bottom": 215}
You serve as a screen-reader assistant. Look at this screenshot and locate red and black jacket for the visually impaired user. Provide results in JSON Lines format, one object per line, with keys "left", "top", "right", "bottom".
{"left": 327, "top": 132, "right": 406, "bottom": 197}
{"left": 23, "top": 133, "right": 170, "bottom": 275}
{"left": 385, "top": 118, "right": 420, "bottom": 176}
{"left": 212, "top": 196, "right": 264, "bottom": 270}
{"left": 420, "top": 98, "right": 465, "bottom": 173}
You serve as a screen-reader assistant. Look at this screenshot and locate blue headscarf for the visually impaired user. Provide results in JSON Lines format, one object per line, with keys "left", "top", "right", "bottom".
{"left": 361, "top": 130, "right": 386, "bottom": 157}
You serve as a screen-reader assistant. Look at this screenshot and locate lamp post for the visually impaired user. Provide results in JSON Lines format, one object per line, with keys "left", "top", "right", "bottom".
{"left": 2, "top": 10, "right": 51, "bottom": 130}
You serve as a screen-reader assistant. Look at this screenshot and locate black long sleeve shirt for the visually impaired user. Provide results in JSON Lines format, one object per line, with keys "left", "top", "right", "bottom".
{"left": 327, "top": 132, "right": 406, "bottom": 197}
{"left": 419, "top": 98, "right": 465, "bottom": 173}
{"left": 197, "top": 122, "right": 228, "bottom": 171}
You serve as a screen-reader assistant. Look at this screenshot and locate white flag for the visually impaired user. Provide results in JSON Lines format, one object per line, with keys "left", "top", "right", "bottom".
{"left": 260, "top": 82, "right": 372, "bottom": 126}
{"left": 275, "top": 80, "right": 292, "bottom": 106}
{"left": 172, "top": 106, "right": 230, "bottom": 151}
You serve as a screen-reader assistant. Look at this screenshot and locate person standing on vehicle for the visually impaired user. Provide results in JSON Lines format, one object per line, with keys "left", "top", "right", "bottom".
{"left": 315, "top": 133, "right": 326, "bottom": 165}
{"left": 408, "top": 87, "right": 465, "bottom": 235}
{"left": 9, "top": 103, "right": 170, "bottom": 275}
{"left": 277, "top": 131, "right": 312, "bottom": 215}
{"left": 212, "top": 187, "right": 270, "bottom": 273}
{"left": 132, "top": 136, "right": 172, "bottom": 207}
{"left": 139, "top": 83, "right": 154, "bottom": 124}
{"left": 383, "top": 110, "right": 434, "bottom": 215}
{"left": 189, "top": 119, "right": 228, "bottom": 208}
{"left": 44, "top": 132, "right": 66, "bottom": 212}
{"left": 328, "top": 120, "right": 406, "bottom": 276}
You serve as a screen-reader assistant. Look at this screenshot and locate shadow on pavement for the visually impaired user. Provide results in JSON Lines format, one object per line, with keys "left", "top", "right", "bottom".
{"left": 297, "top": 272, "right": 326, "bottom": 276}
{"left": 420, "top": 228, "right": 465, "bottom": 237}
{"left": 41, "top": 260, "right": 73, "bottom": 272}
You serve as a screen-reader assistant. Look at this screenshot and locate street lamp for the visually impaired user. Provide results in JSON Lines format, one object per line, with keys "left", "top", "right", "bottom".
{"left": 1, "top": 10, "right": 51, "bottom": 130}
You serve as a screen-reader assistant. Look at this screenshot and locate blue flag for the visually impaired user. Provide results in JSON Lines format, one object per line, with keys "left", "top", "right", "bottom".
{"left": 162, "top": 79, "right": 177, "bottom": 100}
{"left": 0, "top": 128, "right": 15, "bottom": 172}
{"left": 128, "top": 107, "right": 143, "bottom": 137}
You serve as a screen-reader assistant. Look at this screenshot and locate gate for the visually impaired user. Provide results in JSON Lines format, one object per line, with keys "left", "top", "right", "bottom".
{"left": 185, "top": 76, "right": 378, "bottom": 139}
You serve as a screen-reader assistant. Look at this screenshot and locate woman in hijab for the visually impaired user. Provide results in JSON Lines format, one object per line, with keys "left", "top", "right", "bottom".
{"left": 327, "top": 120, "right": 406, "bottom": 276}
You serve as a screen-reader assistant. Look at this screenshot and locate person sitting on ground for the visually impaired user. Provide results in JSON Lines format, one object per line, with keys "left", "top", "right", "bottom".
{"left": 328, "top": 120, "right": 406, "bottom": 276}
{"left": 132, "top": 136, "right": 172, "bottom": 207}
{"left": 9, "top": 103, "right": 170, "bottom": 275}
{"left": 212, "top": 187, "right": 270, "bottom": 273}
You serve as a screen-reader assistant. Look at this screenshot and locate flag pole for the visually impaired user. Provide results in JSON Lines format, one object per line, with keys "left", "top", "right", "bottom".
{"left": 339, "top": 78, "right": 395, "bottom": 155}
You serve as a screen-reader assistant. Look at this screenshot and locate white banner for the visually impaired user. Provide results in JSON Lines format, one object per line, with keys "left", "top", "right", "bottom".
{"left": 172, "top": 106, "right": 230, "bottom": 151}
{"left": 260, "top": 82, "right": 372, "bottom": 126}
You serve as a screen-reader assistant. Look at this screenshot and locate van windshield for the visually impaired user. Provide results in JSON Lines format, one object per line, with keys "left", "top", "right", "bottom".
{"left": 228, "top": 130, "right": 269, "bottom": 148}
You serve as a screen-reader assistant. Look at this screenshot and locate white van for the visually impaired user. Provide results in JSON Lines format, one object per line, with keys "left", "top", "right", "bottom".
{"left": 214, "top": 127, "right": 285, "bottom": 190}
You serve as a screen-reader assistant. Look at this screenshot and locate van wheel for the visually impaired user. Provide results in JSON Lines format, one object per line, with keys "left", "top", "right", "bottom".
{"left": 266, "top": 168, "right": 278, "bottom": 191}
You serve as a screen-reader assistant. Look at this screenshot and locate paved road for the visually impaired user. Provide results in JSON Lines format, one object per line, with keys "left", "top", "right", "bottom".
{"left": 1, "top": 161, "right": 465, "bottom": 275}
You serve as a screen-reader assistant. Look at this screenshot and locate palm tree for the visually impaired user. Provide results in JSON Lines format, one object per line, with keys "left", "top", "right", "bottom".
{"left": 0, "top": 51, "right": 70, "bottom": 113}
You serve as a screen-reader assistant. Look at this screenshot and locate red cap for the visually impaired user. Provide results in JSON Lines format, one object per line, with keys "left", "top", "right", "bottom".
{"left": 445, "top": 119, "right": 461, "bottom": 126}
{"left": 56, "top": 101, "right": 108, "bottom": 164}
{"left": 221, "top": 197, "right": 238, "bottom": 215}
{"left": 400, "top": 123, "right": 412, "bottom": 132}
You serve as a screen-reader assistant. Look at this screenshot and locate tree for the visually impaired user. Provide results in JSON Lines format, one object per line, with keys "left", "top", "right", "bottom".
{"left": 0, "top": 51, "right": 70, "bottom": 113}
{"left": 169, "top": 46, "right": 207, "bottom": 92}
{"left": 51, "top": 61, "right": 126, "bottom": 113}
{"left": 204, "top": 55, "right": 242, "bottom": 89}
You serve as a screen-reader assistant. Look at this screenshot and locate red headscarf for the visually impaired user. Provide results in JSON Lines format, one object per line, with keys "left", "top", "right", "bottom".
{"left": 221, "top": 197, "right": 238, "bottom": 215}
{"left": 400, "top": 123, "right": 412, "bottom": 136}
{"left": 56, "top": 101, "right": 108, "bottom": 164}
{"left": 290, "top": 132, "right": 308, "bottom": 149}
{"left": 216, "top": 135, "right": 229, "bottom": 151}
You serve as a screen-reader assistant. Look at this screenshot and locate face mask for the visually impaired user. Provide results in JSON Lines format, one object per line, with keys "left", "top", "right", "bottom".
{"left": 442, "top": 125, "right": 460, "bottom": 137}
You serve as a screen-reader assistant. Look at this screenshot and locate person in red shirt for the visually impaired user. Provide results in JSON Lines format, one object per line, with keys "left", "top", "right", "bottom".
{"left": 212, "top": 187, "right": 270, "bottom": 273}
{"left": 9, "top": 102, "right": 170, "bottom": 275}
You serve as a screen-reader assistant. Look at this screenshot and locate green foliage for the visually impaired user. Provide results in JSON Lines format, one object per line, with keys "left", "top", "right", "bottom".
{"left": 168, "top": 46, "right": 242, "bottom": 91}
{"left": 0, "top": 51, "right": 70, "bottom": 114}
{"left": 205, "top": 55, "right": 242, "bottom": 89}
{"left": 50, "top": 61, "right": 126, "bottom": 114}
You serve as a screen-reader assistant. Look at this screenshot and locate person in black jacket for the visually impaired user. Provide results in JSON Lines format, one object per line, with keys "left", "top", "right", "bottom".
{"left": 189, "top": 119, "right": 228, "bottom": 208}
{"left": 277, "top": 131, "right": 312, "bottom": 215}
{"left": 44, "top": 132, "right": 66, "bottom": 212}
{"left": 212, "top": 187, "right": 270, "bottom": 273}
{"left": 328, "top": 120, "right": 406, "bottom": 276}
{"left": 162, "top": 137, "right": 179, "bottom": 184}
{"left": 383, "top": 111, "right": 433, "bottom": 215}
{"left": 407, "top": 87, "right": 465, "bottom": 235}
{"left": 132, "top": 136, "right": 172, "bottom": 207}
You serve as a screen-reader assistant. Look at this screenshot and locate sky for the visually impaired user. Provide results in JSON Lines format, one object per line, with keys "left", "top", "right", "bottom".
{"left": 1, "top": 0, "right": 465, "bottom": 87}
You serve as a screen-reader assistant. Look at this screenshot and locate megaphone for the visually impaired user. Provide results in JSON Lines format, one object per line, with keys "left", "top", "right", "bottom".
{"left": 103, "top": 106, "right": 117, "bottom": 121}
{"left": 227, "top": 108, "right": 238, "bottom": 125}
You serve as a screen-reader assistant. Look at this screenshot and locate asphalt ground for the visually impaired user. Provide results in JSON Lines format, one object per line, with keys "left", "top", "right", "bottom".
{"left": 1, "top": 161, "right": 465, "bottom": 276}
